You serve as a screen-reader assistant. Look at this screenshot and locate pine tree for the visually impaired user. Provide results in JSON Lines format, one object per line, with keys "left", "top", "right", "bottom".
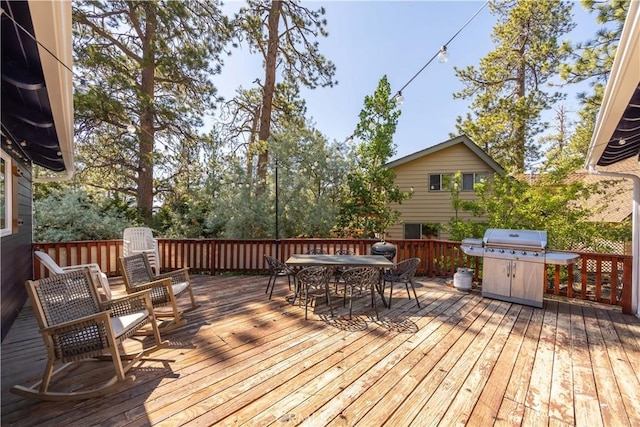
{"left": 454, "top": 0, "right": 575, "bottom": 173}
{"left": 234, "top": 0, "right": 336, "bottom": 194}
{"left": 73, "top": 1, "right": 232, "bottom": 222}
{"left": 559, "top": 0, "right": 630, "bottom": 164}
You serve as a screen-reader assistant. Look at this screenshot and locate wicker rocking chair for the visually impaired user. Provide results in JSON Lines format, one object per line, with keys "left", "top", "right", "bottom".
{"left": 118, "top": 253, "right": 198, "bottom": 333}
{"left": 11, "top": 269, "right": 165, "bottom": 401}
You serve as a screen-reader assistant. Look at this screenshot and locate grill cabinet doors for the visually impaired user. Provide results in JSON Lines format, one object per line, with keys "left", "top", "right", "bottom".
{"left": 482, "top": 257, "right": 544, "bottom": 308}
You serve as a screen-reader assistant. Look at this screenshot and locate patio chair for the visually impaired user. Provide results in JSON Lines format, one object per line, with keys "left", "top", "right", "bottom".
{"left": 382, "top": 257, "right": 421, "bottom": 308}
{"left": 264, "top": 255, "right": 296, "bottom": 300}
{"left": 118, "top": 253, "right": 199, "bottom": 333}
{"left": 123, "top": 227, "right": 160, "bottom": 274}
{"left": 305, "top": 248, "right": 328, "bottom": 255}
{"left": 293, "top": 266, "right": 334, "bottom": 320}
{"left": 332, "top": 248, "right": 354, "bottom": 291}
{"left": 341, "top": 267, "right": 381, "bottom": 319}
{"left": 35, "top": 250, "right": 112, "bottom": 301}
{"left": 10, "top": 269, "right": 165, "bottom": 401}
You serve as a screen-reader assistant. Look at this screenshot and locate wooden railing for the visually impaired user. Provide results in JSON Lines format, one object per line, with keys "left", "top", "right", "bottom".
{"left": 33, "top": 238, "right": 633, "bottom": 314}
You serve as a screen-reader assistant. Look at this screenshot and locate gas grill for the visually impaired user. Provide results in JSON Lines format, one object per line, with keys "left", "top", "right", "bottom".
{"left": 461, "top": 229, "right": 579, "bottom": 307}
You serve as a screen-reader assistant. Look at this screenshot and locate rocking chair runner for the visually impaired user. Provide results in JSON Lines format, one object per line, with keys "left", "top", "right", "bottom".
{"left": 11, "top": 269, "right": 165, "bottom": 401}
{"left": 118, "top": 254, "right": 199, "bottom": 333}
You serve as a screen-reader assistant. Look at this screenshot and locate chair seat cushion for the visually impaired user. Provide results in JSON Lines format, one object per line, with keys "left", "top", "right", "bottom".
{"left": 172, "top": 282, "right": 189, "bottom": 297}
{"left": 111, "top": 310, "right": 149, "bottom": 337}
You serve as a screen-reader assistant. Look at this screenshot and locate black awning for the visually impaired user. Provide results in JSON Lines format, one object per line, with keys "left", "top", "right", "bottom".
{"left": 1, "top": 0, "right": 66, "bottom": 172}
{"left": 597, "top": 84, "right": 640, "bottom": 167}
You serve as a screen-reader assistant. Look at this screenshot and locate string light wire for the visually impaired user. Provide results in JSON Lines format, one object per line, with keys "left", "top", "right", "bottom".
{"left": 394, "top": 1, "right": 488, "bottom": 97}
{"left": 343, "top": 1, "right": 489, "bottom": 144}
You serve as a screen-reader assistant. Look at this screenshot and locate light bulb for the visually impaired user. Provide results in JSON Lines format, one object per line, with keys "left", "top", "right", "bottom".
{"left": 127, "top": 123, "right": 136, "bottom": 134}
{"left": 368, "top": 122, "right": 375, "bottom": 130}
{"left": 75, "top": 78, "right": 89, "bottom": 94}
{"left": 438, "top": 45, "right": 448, "bottom": 63}
{"left": 395, "top": 92, "right": 404, "bottom": 105}
{"left": 346, "top": 136, "right": 353, "bottom": 144}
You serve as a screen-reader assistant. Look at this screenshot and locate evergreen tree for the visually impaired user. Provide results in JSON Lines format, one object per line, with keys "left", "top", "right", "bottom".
{"left": 559, "top": 0, "right": 630, "bottom": 164}
{"left": 234, "top": 0, "right": 337, "bottom": 194}
{"left": 454, "top": 0, "right": 575, "bottom": 173}
{"left": 72, "top": 0, "right": 232, "bottom": 223}
{"left": 334, "top": 76, "right": 410, "bottom": 238}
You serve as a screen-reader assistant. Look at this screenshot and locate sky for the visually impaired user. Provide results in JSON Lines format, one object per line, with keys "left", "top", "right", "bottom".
{"left": 214, "top": 1, "right": 604, "bottom": 162}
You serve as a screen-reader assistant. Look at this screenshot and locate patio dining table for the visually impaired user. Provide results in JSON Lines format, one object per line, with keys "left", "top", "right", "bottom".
{"left": 285, "top": 254, "right": 394, "bottom": 308}
{"left": 285, "top": 254, "right": 394, "bottom": 269}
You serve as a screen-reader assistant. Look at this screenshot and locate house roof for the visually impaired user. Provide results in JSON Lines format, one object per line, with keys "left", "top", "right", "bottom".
{"left": 1, "top": 0, "right": 74, "bottom": 177}
{"left": 386, "top": 134, "right": 505, "bottom": 174}
{"left": 573, "top": 170, "right": 633, "bottom": 223}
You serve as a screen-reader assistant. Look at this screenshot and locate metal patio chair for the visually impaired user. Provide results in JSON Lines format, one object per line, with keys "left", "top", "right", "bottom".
{"left": 341, "top": 267, "right": 381, "bottom": 319}
{"left": 332, "top": 248, "right": 354, "bottom": 291}
{"left": 264, "top": 255, "right": 297, "bottom": 300}
{"left": 305, "top": 248, "right": 328, "bottom": 255}
{"left": 10, "top": 269, "right": 165, "bottom": 401}
{"left": 294, "top": 266, "right": 334, "bottom": 320}
{"left": 118, "top": 253, "right": 198, "bottom": 333}
{"left": 382, "top": 257, "right": 421, "bottom": 308}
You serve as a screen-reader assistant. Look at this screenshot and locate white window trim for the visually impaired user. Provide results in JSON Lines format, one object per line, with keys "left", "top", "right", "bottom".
{"left": 429, "top": 172, "right": 488, "bottom": 192}
{"left": 1, "top": 149, "right": 13, "bottom": 237}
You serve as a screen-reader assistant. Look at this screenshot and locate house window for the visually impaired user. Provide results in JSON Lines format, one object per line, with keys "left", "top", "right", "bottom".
{"left": 462, "top": 172, "right": 488, "bottom": 190}
{"left": 404, "top": 223, "right": 421, "bottom": 239}
{"left": 1, "top": 150, "right": 13, "bottom": 237}
{"left": 429, "top": 174, "right": 452, "bottom": 191}
{"left": 404, "top": 223, "right": 440, "bottom": 239}
{"left": 429, "top": 172, "right": 488, "bottom": 191}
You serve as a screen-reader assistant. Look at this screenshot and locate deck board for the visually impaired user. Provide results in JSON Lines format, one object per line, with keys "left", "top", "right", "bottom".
{"left": 2, "top": 274, "right": 640, "bottom": 426}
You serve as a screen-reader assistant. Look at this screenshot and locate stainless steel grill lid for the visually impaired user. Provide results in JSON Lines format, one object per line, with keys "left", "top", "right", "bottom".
{"left": 482, "top": 229, "right": 547, "bottom": 249}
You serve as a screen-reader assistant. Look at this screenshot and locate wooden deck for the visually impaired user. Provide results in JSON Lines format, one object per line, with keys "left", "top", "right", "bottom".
{"left": 2, "top": 274, "right": 640, "bottom": 426}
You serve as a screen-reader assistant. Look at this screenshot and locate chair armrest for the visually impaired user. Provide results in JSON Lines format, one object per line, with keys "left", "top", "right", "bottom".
{"left": 129, "top": 277, "right": 172, "bottom": 291}
{"left": 41, "top": 311, "right": 112, "bottom": 335}
{"left": 125, "top": 278, "right": 174, "bottom": 305}
{"left": 100, "top": 289, "right": 153, "bottom": 317}
{"left": 61, "top": 263, "right": 102, "bottom": 272}
{"left": 156, "top": 268, "right": 190, "bottom": 284}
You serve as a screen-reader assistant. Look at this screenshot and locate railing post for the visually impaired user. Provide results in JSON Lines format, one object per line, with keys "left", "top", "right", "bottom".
{"left": 622, "top": 258, "right": 633, "bottom": 314}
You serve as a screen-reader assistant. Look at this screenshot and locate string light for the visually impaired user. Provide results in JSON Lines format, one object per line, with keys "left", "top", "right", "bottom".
{"left": 437, "top": 45, "right": 448, "bottom": 63}
{"left": 394, "top": 91, "right": 404, "bottom": 105}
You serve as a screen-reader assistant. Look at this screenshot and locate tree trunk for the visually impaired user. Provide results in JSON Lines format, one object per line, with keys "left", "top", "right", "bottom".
{"left": 514, "top": 43, "right": 527, "bottom": 173}
{"left": 255, "top": 0, "right": 282, "bottom": 196}
{"left": 137, "top": 2, "right": 157, "bottom": 223}
{"left": 246, "top": 105, "right": 261, "bottom": 178}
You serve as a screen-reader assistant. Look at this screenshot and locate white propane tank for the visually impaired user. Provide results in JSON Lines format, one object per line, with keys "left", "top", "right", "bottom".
{"left": 453, "top": 267, "right": 473, "bottom": 291}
